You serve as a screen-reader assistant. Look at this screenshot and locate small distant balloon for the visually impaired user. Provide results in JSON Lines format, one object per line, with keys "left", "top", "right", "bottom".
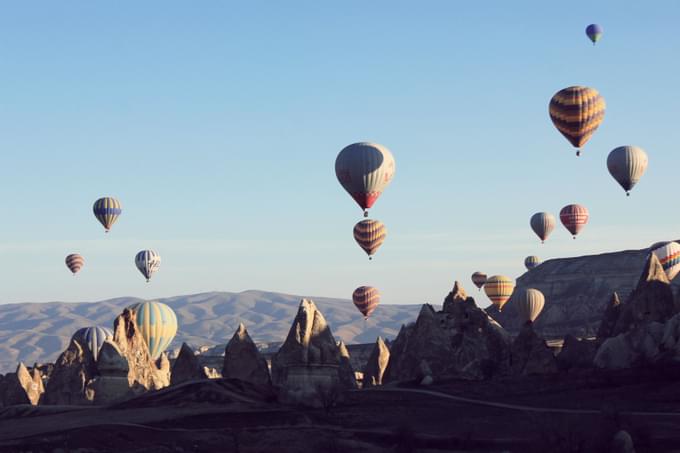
{"left": 93, "top": 197, "right": 122, "bottom": 233}
{"left": 353, "top": 219, "right": 386, "bottom": 259}
{"left": 352, "top": 286, "right": 380, "bottom": 319}
{"left": 585, "top": 24, "right": 603, "bottom": 45}
{"left": 483, "top": 275, "right": 515, "bottom": 311}
{"left": 530, "top": 212, "right": 556, "bottom": 243}
{"left": 560, "top": 204, "right": 589, "bottom": 238}
{"left": 524, "top": 256, "right": 541, "bottom": 271}
{"left": 135, "top": 250, "right": 161, "bottom": 282}
{"left": 65, "top": 254, "right": 84, "bottom": 275}
{"left": 607, "top": 146, "right": 648, "bottom": 196}
{"left": 549, "top": 86, "right": 605, "bottom": 156}
{"left": 471, "top": 272, "right": 487, "bottom": 290}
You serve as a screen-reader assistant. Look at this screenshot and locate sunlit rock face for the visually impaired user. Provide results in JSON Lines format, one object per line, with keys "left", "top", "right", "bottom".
{"left": 222, "top": 323, "right": 270, "bottom": 386}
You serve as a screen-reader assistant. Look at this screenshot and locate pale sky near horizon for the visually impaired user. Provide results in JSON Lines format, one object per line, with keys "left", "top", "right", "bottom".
{"left": 1, "top": 1, "right": 679, "bottom": 307}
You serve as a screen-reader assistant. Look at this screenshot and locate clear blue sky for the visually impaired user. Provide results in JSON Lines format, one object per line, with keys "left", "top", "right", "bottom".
{"left": 1, "top": 1, "right": 679, "bottom": 307}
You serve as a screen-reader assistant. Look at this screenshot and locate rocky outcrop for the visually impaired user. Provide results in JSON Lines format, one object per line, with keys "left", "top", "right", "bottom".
{"left": 597, "top": 293, "right": 622, "bottom": 341}
{"left": 171, "top": 343, "right": 214, "bottom": 385}
{"left": 92, "top": 341, "right": 132, "bottom": 405}
{"left": 271, "top": 299, "right": 353, "bottom": 405}
{"left": 510, "top": 323, "right": 558, "bottom": 376}
{"left": 337, "top": 341, "right": 358, "bottom": 389}
{"left": 442, "top": 281, "right": 467, "bottom": 313}
{"left": 0, "top": 363, "right": 34, "bottom": 406}
{"left": 384, "top": 293, "right": 511, "bottom": 383}
{"left": 43, "top": 339, "right": 98, "bottom": 405}
{"left": 594, "top": 322, "right": 664, "bottom": 369}
{"left": 223, "top": 323, "right": 270, "bottom": 386}
{"left": 362, "top": 337, "right": 390, "bottom": 387}
{"left": 557, "top": 334, "right": 597, "bottom": 371}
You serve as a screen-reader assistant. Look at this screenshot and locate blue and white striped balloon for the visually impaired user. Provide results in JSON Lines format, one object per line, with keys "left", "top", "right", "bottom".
{"left": 135, "top": 250, "right": 161, "bottom": 282}
{"left": 71, "top": 326, "right": 113, "bottom": 361}
{"left": 127, "top": 301, "right": 177, "bottom": 360}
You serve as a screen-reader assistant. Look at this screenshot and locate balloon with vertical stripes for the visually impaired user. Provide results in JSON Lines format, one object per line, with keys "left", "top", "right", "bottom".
{"left": 524, "top": 256, "right": 541, "bottom": 271}
{"left": 607, "top": 146, "right": 648, "bottom": 196}
{"left": 516, "top": 288, "right": 545, "bottom": 324}
{"left": 72, "top": 326, "right": 113, "bottom": 361}
{"left": 93, "top": 197, "right": 122, "bottom": 232}
{"left": 135, "top": 250, "right": 161, "bottom": 282}
{"left": 483, "top": 275, "right": 515, "bottom": 311}
{"left": 127, "top": 301, "right": 178, "bottom": 360}
{"left": 530, "top": 212, "right": 556, "bottom": 243}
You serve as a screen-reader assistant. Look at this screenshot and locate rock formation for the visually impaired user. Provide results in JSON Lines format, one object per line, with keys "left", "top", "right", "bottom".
{"left": 362, "top": 337, "right": 390, "bottom": 387}
{"left": 337, "top": 341, "right": 358, "bottom": 389}
{"left": 222, "top": 323, "right": 271, "bottom": 386}
{"left": 43, "top": 339, "right": 98, "bottom": 405}
{"left": 597, "top": 293, "right": 622, "bottom": 341}
{"left": 92, "top": 340, "right": 132, "bottom": 405}
{"left": 509, "top": 323, "right": 558, "bottom": 376}
{"left": 442, "top": 281, "right": 467, "bottom": 312}
{"left": 384, "top": 286, "right": 511, "bottom": 382}
{"left": 0, "top": 363, "right": 35, "bottom": 406}
{"left": 171, "top": 343, "right": 214, "bottom": 385}
{"left": 271, "top": 299, "right": 353, "bottom": 405}
{"left": 557, "top": 334, "right": 597, "bottom": 371}
{"left": 594, "top": 322, "right": 664, "bottom": 369}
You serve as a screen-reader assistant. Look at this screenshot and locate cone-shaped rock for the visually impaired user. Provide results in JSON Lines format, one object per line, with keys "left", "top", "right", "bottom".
{"left": 223, "top": 323, "right": 271, "bottom": 386}
{"left": 0, "top": 363, "right": 34, "bottom": 406}
{"left": 43, "top": 338, "right": 98, "bottom": 405}
{"left": 443, "top": 281, "right": 468, "bottom": 313}
{"left": 171, "top": 343, "right": 212, "bottom": 386}
{"left": 362, "top": 337, "right": 390, "bottom": 387}
{"left": 337, "top": 341, "right": 358, "bottom": 389}
{"left": 92, "top": 340, "right": 132, "bottom": 404}
{"left": 613, "top": 253, "right": 677, "bottom": 335}
{"left": 597, "top": 292, "right": 622, "bottom": 342}
{"left": 510, "top": 323, "right": 558, "bottom": 375}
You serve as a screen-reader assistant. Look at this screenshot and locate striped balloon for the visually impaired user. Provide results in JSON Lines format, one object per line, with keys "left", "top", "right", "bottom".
{"left": 72, "top": 326, "right": 113, "bottom": 361}
{"left": 524, "top": 256, "right": 541, "bottom": 270}
{"left": 93, "top": 197, "right": 122, "bottom": 232}
{"left": 335, "top": 142, "right": 395, "bottom": 217}
{"left": 530, "top": 212, "right": 556, "bottom": 243}
{"left": 135, "top": 250, "right": 161, "bottom": 282}
{"left": 560, "top": 204, "right": 589, "bottom": 238}
{"left": 651, "top": 242, "right": 680, "bottom": 281}
{"left": 352, "top": 286, "right": 380, "bottom": 319}
{"left": 483, "top": 275, "right": 515, "bottom": 311}
{"left": 549, "top": 86, "right": 605, "bottom": 156}
{"left": 585, "top": 24, "right": 603, "bottom": 45}
{"left": 516, "top": 288, "right": 545, "bottom": 324}
{"left": 471, "top": 272, "right": 487, "bottom": 290}
{"left": 607, "top": 146, "right": 648, "bottom": 196}
{"left": 353, "top": 219, "right": 387, "bottom": 259}
{"left": 127, "top": 301, "right": 178, "bottom": 359}
{"left": 65, "top": 253, "right": 85, "bottom": 275}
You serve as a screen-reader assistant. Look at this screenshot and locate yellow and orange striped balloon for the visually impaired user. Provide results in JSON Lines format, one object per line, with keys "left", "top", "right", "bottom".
{"left": 483, "top": 275, "right": 515, "bottom": 311}
{"left": 549, "top": 86, "right": 605, "bottom": 156}
{"left": 352, "top": 286, "right": 380, "bottom": 319}
{"left": 353, "top": 219, "right": 386, "bottom": 259}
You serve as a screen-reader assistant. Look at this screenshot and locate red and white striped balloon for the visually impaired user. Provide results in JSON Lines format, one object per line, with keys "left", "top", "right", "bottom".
{"left": 560, "top": 204, "right": 589, "bottom": 238}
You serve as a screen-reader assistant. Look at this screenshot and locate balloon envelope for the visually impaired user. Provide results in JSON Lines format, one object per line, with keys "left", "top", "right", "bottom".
{"left": 135, "top": 250, "right": 161, "bottom": 282}
{"left": 127, "top": 301, "right": 178, "bottom": 359}
{"left": 335, "top": 142, "right": 395, "bottom": 215}
{"left": 560, "top": 204, "right": 589, "bottom": 237}
{"left": 530, "top": 212, "right": 556, "bottom": 243}
{"left": 65, "top": 254, "right": 84, "bottom": 275}
{"left": 516, "top": 288, "right": 545, "bottom": 323}
{"left": 549, "top": 86, "right": 605, "bottom": 154}
{"left": 484, "top": 275, "right": 515, "bottom": 311}
{"left": 607, "top": 146, "right": 648, "bottom": 195}
{"left": 72, "top": 326, "right": 113, "bottom": 361}
{"left": 651, "top": 242, "right": 680, "bottom": 281}
{"left": 93, "top": 197, "right": 122, "bottom": 232}
{"left": 352, "top": 286, "right": 380, "bottom": 319}
{"left": 353, "top": 219, "right": 386, "bottom": 258}
{"left": 471, "top": 272, "right": 487, "bottom": 290}
{"left": 585, "top": 24, "right": 603, "bottom": 44}
{"left": 524, "top": 256, "right": 541, "bottom": 270}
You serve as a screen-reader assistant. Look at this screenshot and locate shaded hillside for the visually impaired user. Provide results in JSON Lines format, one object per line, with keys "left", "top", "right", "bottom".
{"left": 0, "top": 290, "right": 425, "bottom": 374}
{"left": 488, "top": 245, "right": 680, "bottom": 337}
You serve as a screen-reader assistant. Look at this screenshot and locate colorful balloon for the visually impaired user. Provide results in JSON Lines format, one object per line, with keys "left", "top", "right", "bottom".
{"left": 471, "top": 272, "right": 487, "bottom": 290}
{"left": 353, "top": 219, "right": 386, "bottom": 259}
{"left": 560, "top": 204, "right": 589, "bottom": 238}
{"left": 524, "top": 256, "right": 541, "bottom": 270}
{"left": 135, "top": 250, "right": 161, "bottom": 282}
{"left": 65, "top": 253, "right": 84, "bottom": 275}
{"left": 530, "top": 212, "right": 556, "bottom": 243}
{"left": 352, "top": 286, "right": 380, "bottom": 319}
{"left": 72, "top": 326, "right": 113, "bottom": 361}
{"left": 93, "top": 197, "right": 122, "bottom": 233}
{"left": 549, "top": 86, "right": 605, "bottom": 156}
{"left": 516, "top": 288, "right": 545, "bottom": 324}
{"left": 127, "top": 301, "right": 178, "bottom": 359}
{"left": 585, "top": 24, "right": 603, "bottom": 45}
{"left": 335, "top": 142, "right": 395, "bottom": 217}
{"left": 607, "top": 146, "right": 648, "bottom": 196}
{"left": 483, "top": 275, "right": 515, "bottom": 311}
{"left": 651, "top": 242, "right": 680, "bottom": 281}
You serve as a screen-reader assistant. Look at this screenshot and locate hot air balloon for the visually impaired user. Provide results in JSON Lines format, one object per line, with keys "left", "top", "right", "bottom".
{"left": 471, "top": 272, "right": 487, "bottom": 290}
{"left": 353, "top": 219, "right": 386, "bottom": 259}
{"left": 651, "top": 242, "right": 680, "bottom": 281}
{"left": 135, "top": 250, "right": 161, "bottom": 282}
{"left": 72, "top": 326, "right": 113, "bottom": 361}
{"left": 127, "top": 301, "right": 178, "bottom": 359}
{"left": 650, "top": 241, "right": 672, "bottom": 251}
{"left": 93, "top": 197, "right": 122, "bottom": 233}
{"left": 530, "top": 212, "right": 556, "bottom": 243}
{"left": 65, "top": 254, "right": 84, "bottom": 275}
{"left": 352, "top": 286, "right": 380, "bottom": 319}
{"left": 607, "top": 146, "right": 648, "bottom": 196}
{"left": 560, "top": 204, "right": 589, "bottom": 238}
{"left": 549, "top": 86, "right": 605, "bottom": 156}
{"left": 335, "top": 142, "right": 395, "bottom": 217}
{"left": 516, "top": 288, "right": 545, "bottom": 324}
{"left": 585, "top": 24, "right": 603, "bottom": 45}
{"left": 524, "top": 256, "right": 541, "bottom": 270}
{"left": 483, "top": 275, "right": 515, "bottom": 311}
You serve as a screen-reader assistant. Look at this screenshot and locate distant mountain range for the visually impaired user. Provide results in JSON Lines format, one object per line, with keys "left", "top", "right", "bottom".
{"left": 0, "top": 290, "right": 427, "bottom": 374}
